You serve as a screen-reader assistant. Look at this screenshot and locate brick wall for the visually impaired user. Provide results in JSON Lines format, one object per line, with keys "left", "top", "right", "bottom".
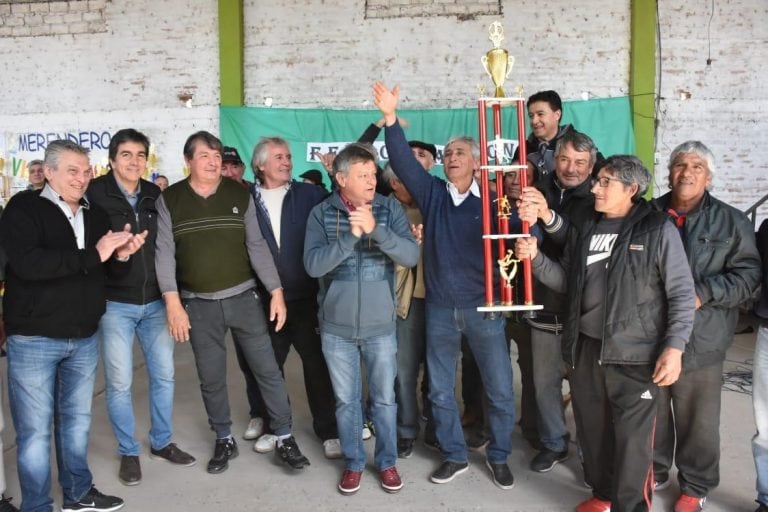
{"left": 0, "top": 0, "right": 220, "bottom": 183}
{"left": 0, "top": 0, "right": 766, "bottom": 216}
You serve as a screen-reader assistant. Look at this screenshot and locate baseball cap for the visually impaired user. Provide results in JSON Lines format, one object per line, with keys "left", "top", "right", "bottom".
{"left": 222, "top": 146, "right": 244, "bottom": 165}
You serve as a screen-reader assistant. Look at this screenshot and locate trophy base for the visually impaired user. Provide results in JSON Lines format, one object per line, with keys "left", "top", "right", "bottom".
{"left": 477, "top": 304, "right": 543, "bottom": 312}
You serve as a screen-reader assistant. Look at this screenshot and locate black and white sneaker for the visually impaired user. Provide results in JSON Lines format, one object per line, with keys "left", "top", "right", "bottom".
{"left": 275, "top": 436, "right": 310, "bottom": 469}
{"left": 61, "top": 486, "right": 124, "bottom": 512}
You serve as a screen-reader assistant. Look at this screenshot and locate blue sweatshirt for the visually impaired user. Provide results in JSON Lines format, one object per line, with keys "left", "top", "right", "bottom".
{"left": 385, "top": 121, "right": 530, "bottom": 308}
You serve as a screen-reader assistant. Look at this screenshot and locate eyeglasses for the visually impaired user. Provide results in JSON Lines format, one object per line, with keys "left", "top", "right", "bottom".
{"left": 591, "top": 176, "right": 625, "bottom": 188}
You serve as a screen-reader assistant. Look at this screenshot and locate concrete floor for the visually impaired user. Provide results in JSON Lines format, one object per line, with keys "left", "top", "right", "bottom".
{"left": 0, "top": 318, "right": 760, "bottom": 512}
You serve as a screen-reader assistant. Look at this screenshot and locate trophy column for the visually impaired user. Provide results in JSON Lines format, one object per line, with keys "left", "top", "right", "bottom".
{"left": 477, "top": 21, "right": 541, "bottom": 315}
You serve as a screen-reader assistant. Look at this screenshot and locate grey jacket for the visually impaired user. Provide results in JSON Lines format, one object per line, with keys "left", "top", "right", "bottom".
{"left": 653, "top": 191, "right": 761, "bottom": 369}
{"left": 304, "top": 192, "right": 419, "bottom": 339}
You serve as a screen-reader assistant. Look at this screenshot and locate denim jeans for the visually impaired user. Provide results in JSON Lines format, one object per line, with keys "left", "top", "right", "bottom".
{"left": 531, "top": 328, "right": 569, "bottom": 452}
{"left": 395, "top": 298, "right": 426, "bottom": 440}
{"left": 98, "top": 299, "right": 176, "bottom": 455}
{"left": 8, "top": 334, "right": 98, "bottom": 512}
{"left": 321, "top": 331, "right": 397, "bottom": 471}
{"left": 425, "top": 304, "right": 515, "bottom": 464}
{"left": 753, "top": 324, "right": 768, "bottom": 505}
{"left": 0, "top": 366, "right": 6, "bottom": 496}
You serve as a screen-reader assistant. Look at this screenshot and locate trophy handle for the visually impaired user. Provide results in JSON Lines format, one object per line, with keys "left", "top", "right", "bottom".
{"left": 481, "top": 55, "right": 490, "bottom": 79}
{"left": 505, "top": 56, "right": 515, "bottom": 79}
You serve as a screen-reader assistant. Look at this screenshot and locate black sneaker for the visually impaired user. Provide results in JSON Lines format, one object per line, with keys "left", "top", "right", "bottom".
{"left": 486, "top": 460, "right": 515, "bottom": 490}
{"left": 423, "top": 432, "right": 441, "bottom": 452}
{"left": 275, "top": 436, "right": 310, "bottom": 469}
{"left": 207, "top": 437, "right": 238, "bottom": 474}
{"left": 150, "top": 443, "right": 196, "bottom": 467}
{"left": 61, "top": 486, "right": 124, "bottom": 512}
{"left": 430, "top": 461, "right": 469, "bottom": 484}
{"left": 465, "top": 428, "right": 490, "bottom": 451}
{"left": 0, "top": 495, "right": 18, "bottom": 512}
{"left": 117, "top": 455, "right": 141, "bottom": 486}
{"left": 530, "top": 448, "right": 569, "bottom": 473}
{"left": 397, "top": 438, "right": 414, "bottom": 459}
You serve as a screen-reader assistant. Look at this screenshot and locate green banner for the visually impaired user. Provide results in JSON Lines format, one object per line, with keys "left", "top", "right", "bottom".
{"left": 220, "top": 96, "right": 635, "bottom": 183}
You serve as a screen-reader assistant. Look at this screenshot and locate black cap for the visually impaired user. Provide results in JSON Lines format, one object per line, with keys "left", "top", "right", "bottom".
{"left": 299, "top": 169, "right": 324, "bottom": 186}
{"left": 222, "top": 146, "right": 244, "bottom": 165}
{"left": 408, "top": 140, "right": 437, "bottom": 160}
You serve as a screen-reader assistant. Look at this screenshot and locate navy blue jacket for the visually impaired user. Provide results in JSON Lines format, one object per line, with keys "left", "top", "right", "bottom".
{"left": 251, "top": 181, "right": 327, "bottom": 301}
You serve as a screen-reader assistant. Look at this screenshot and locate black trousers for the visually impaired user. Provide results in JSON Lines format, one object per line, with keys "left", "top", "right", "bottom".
{"left": 234, "top": 297, "right": 338, "bottom": 441}
{"left": 653, "top": 362, "right": 723, "bottom": 498}
{"left": 571, "top": 336, "right": 657, "bottom": 512}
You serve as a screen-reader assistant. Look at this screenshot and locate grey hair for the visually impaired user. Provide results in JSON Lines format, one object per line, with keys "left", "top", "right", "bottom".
{"left": 44, "top": 140, "right": 89, "bottom": 170}
{"left": 332, "top": 143, "right": 378, "bottom": 177}
{"left": 555, "top": 130, "right": 597, "bottom": 168}
{"left": 444, "top": 136, "right": 480, "bottom": 161}
{"left": 251, "top": 136, "right": 289, "bottom": 173}
{"left": 380, "top": 163, "right": 399, "bottom": 184}
{"left": 28, "top": 159, "right": 44, "bottom": 168}
{"left": 602, "top": 155, "right": 650, "bottom": 201}
{"left": 667, "top": 140, "right": 716, "bottom": 179}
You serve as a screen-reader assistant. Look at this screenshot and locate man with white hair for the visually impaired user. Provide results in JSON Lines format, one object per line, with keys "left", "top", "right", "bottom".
{"left": 652, "top": 141, "right": 760, "bottom": 512}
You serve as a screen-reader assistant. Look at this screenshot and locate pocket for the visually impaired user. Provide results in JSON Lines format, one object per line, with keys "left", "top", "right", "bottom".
{"left": 321, "top": 280, "right": 356, "bottom": 327}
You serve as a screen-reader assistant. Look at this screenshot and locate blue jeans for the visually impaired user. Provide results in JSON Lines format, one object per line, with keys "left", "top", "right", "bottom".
{"left": 395, "top": 298, "right": 426, "bottom": 440}
{"left": 321, "top": 331, "right": 397, "bottom": 471}
{"left": 753, "top": 324, "right": 768, "bottom": 505}
{"left": 99, "top": 299, "right": 175, "bottom": 455}
{"left": 531, "top": 328, "right": 569, "bottom": 452}
{"left": 426, "top": 304, "right": 515, "bottom": 464}
{"left": 8, "top": 335, "right": 98, "bottom": 512}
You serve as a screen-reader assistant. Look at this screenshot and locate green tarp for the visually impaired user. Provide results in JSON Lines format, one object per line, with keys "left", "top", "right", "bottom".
{"left": 220, "top": 96, "right": 635, "bottom": 183}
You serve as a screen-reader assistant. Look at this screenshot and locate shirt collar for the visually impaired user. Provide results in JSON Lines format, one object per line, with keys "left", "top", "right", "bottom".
{"left": 446, "top": 179, "right": 481, "bottom": 206}
{"left": 40, "top": 183, "right": 89, "bottom": 211}
{"left": 115, "top": 178, "right": 141, "bottom": 200}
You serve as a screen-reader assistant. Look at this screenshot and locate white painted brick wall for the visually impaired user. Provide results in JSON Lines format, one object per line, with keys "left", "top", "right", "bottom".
{"left": 243, "top": 0, "right": 630, "bottom": 109}
{"left": 0, "top": 0, "right": 766, "bottom": 219}
{"left": 0, "top": 0, "right": 221, "bottom": 182}
{"left": 656, "top": 0, "right": 768, "bottom": 221}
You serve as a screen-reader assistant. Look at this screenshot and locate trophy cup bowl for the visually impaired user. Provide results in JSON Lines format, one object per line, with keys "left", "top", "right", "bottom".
{"left": 481, "top": 48, "right": 514, "bottom": 98}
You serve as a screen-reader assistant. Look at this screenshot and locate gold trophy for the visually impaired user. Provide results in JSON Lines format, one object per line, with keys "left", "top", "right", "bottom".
{"left": 481, "top": 22, "right": 515, "bottom": 98}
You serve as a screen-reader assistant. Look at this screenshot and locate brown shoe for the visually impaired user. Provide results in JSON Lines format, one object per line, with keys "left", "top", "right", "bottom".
{"left": 150, "top": 443, "right": 196, "bottom": 466}
{"left": 118, "top": 455, "right": 141, "bottom": 486}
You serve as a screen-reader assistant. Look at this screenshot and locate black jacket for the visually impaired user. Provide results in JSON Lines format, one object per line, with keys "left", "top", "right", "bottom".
{"left": 530, "top": 174, "right": 595, "bottom": 327}
{"left": 250, "top": 181, "right": 327, "bottom": 302}
{"left": 87, "top": 172, "right": 161, "bottom": 305}
{"left": 533, "top": 200, "right": 695, "bottom": 367}
{"left": 0, "top": 189, "right": 129, "bottom": 338}
{"left": 653, "top": 191, "right": 761, "bottom": 369}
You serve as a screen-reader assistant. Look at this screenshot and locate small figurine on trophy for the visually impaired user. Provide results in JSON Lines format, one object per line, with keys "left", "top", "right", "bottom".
{"left": 481, "top": 21, "right": 515, "bottom": 98}
{"left": 497, "top": 249, "right": 520, "bottom": 289}
{"left": 494, "top": 195, "right": 512, "bottom": 220}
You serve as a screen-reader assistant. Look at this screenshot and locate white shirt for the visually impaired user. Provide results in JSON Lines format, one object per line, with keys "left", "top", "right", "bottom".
{"left": 446, "top": 179, "right": 481, "bottom": 206}
{"left": 40, "top": 184, "right": 87, "bottom": 249}
{"left": 260, "top": 186, "right": 288, "bottom": 248}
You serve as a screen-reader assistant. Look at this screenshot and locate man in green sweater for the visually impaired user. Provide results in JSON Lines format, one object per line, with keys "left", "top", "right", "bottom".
{"left": 155, "top": 131, "right": 309, "bottom": 474}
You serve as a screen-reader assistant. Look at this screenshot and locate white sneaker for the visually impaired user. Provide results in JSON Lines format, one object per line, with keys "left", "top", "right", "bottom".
{"left": 323, "top": 438, "right": 342, "bottom": 459}
{"left": 362, "top": 426, "right": 372, "bottom": 440}
{"left": 243, "top": 417, "right": 264, "bottom": 440}
{"left": 253, "top": 433, "right": 278, "bottom": 453}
